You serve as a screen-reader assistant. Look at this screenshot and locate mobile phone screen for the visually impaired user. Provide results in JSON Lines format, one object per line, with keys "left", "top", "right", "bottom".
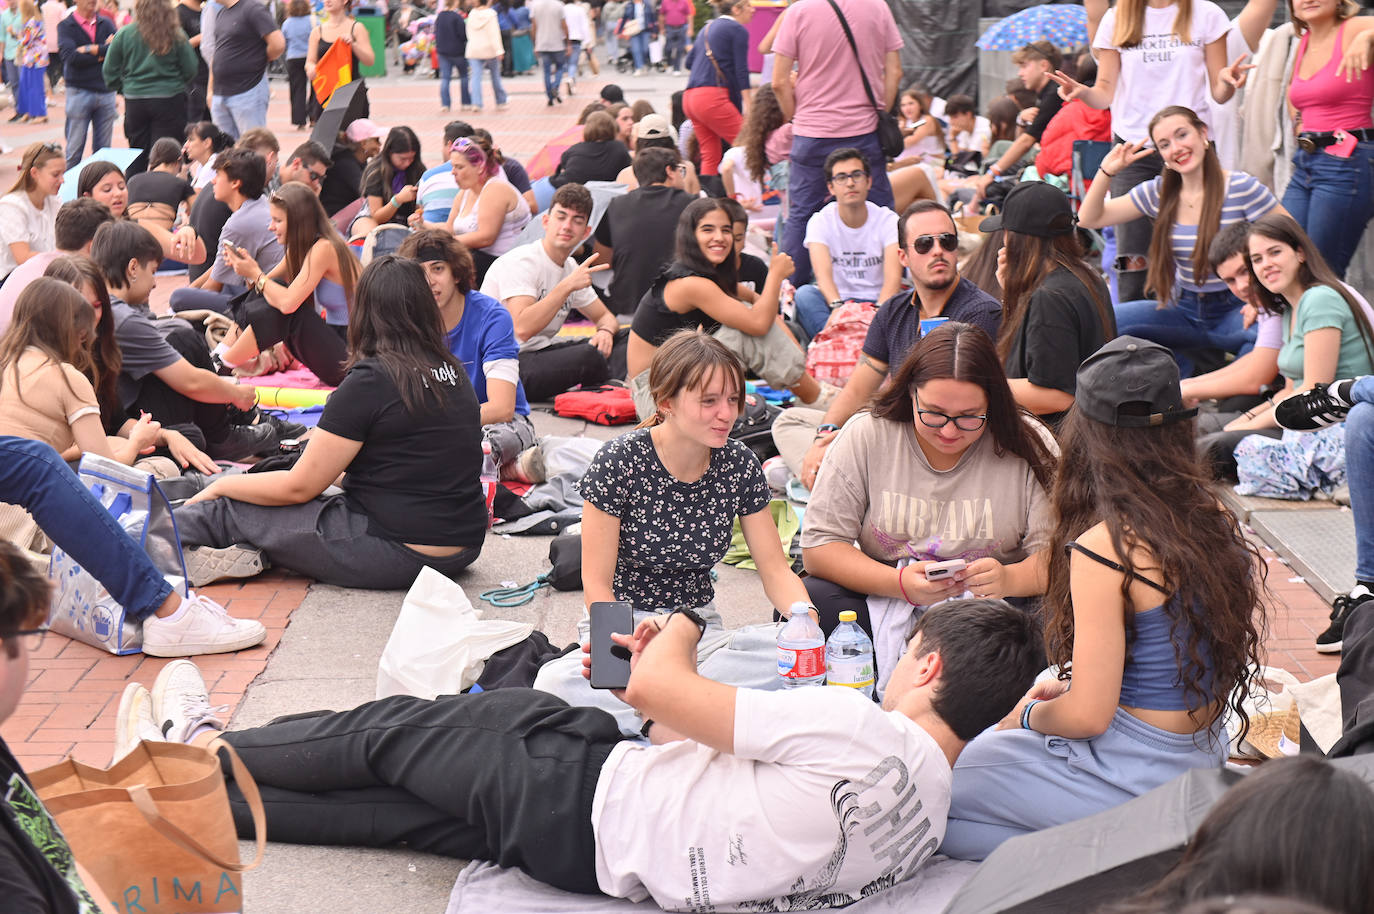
{"left": 589, "top": 601, "right": 634, "bottom": 690}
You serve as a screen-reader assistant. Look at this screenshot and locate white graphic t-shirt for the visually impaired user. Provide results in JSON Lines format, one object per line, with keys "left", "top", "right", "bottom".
{"left": 803, "top": 201, "right": 899, "bottom": 303}
{"left": 1093, "top": 0, "right": 1232, "bottom": 144}
{"left": 480, "top": 241, "right": 599, "bottom": 352}
{"left": 592, "top": 686, "right": 952, "bottom": 911}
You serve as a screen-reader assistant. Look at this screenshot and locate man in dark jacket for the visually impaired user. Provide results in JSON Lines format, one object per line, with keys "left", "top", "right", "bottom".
{"left": 57, "top": 0, "right": 118, "bottom": 170}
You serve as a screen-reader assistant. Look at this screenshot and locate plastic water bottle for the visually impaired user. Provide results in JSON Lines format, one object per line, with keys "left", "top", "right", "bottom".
{"left": 777, "top": 602, "right": 826, "bottom": 688}
{"left": 826, "top": 611, "right": 875, "bottom": 699}
{"left": 480, "top": 441, "right": 498, "bottom": 528}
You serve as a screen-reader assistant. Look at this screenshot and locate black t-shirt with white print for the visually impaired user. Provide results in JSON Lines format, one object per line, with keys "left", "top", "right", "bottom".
{"left": 0, "top": 740, "right": 99, "bottom": 914}
{"left": 317, "top": 356, "right": 487, "bottom": 547}
{"left": 579, "top": 429, "right": 770, "bottom": 611}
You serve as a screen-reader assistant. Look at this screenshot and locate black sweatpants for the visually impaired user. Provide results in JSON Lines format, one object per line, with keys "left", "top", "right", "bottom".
{"left": 234, "top": 295, "right": 347, "bottom": 387}
{"left": 1331, "top": 601, "right": 1374, "bottom": 757}
{"left": 518, "top": 335, "right": 627, "bottom": 403}
{"left": 128, "top": 319, "right": 232, "bottom": 446}
{"left": 1109, "top": 144, "right": 1165, "bottom": 304}
{"left": 772, "top": 576, "right": 873, "bottom": 640}
{"left": 123, "top": 93, "right": 189, "bottom": 177}
{"left": 221, "top": 689, "right": 624, "bottom": 893}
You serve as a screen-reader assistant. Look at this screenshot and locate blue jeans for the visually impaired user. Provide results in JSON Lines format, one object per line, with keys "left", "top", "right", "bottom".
{"left": 211, "top": 74, "right": 269, "bottom": 140}
{"left": 63, "top": 86, "right": 118, "bottom": 171}
{"left": 664, "top": 24, "right": 688, "bottom": 70}
{"left": 467, "top": 57, "right": 507, "bottom": 108}
{"left": 1281, "top": 142, "right": 1374, "bottom": 278}
{"left": 793, "top": 284, "right": 872, "bottom": 339}
{"left": 781, "top": 132, "right": 895, "bottom": 286}
{"left": 1349, "top": 376, "right": 1374, "bottom": 581}
{"left": 565, "top": 40, "right": 582, "bottom": 79}
{"left": 1113, "top": 287, "right": 1256, "bottom": 378}
{"left": 629, "top": 31, "right": 649, "bottom": 70}
{"left": 0, "top": 437, "right": 172, "bottom": 619}
{"left": 437, "top": 54, "right": 471, "bottom": 108}
{"left": 538, "top": 49, "right": 565, "bottom": 101}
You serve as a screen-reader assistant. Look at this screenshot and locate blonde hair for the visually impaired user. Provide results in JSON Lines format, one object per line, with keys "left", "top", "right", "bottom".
{"left": 1112, "top": 0, "right": 1194, "bottom": 48}
{"left": 9, "top": 142, "right": 63, "bottom": 195}
{"left": 638, "top": 330, "right": 747, "bottom": 428}
{"left": 1290, "top": 0, "right": 1360, "bottom": 34}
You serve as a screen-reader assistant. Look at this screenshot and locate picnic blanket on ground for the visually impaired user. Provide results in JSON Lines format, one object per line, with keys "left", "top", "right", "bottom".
{"left": 445, "top": 856, "right": 981, "bottom": 914}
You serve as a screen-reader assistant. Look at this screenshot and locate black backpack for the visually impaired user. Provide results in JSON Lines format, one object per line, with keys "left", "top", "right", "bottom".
{"left": 730, "top": 393, "right": 781, "bottom": 462}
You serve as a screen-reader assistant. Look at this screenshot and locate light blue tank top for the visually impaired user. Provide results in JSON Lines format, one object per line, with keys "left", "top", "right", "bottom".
{"left": 316, "top": 278, "right": 349, "bottom": 326}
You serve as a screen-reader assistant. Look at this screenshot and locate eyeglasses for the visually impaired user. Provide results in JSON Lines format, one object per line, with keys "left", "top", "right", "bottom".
{"left": 827, "top": 170, "right": 868, "bottom": 186}
{"left": 672, "top": 164, "right": 688, "bottom": 173}
{"left": 916, "top": 402, "right": 987, "bottom": 432}
{"left": 2, "top": 625, "right": 48, "bottom": 652}
{"left": 910, "top": 233, "right": 958, "bottom": 255}
{"left": 307, "top": 166, "right": 327, "bottom": 184}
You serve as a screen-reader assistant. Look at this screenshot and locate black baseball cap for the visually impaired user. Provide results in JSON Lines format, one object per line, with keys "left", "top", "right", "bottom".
{"left": 979, "top": 182, "right": 1076, "bottom": 237}
{"left": 1074, "top": 336, "right": 1199, "bottom": 428}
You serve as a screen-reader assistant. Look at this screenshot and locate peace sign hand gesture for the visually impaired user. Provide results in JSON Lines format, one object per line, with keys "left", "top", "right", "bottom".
{"left": 1220, "top": 53, "right": 1255, "bottom": 91}
{"left": 1048, "top": 69, "right": 1089, "bottom": 102}
{"left": 1098, "top": 139, "right": 1154, "bottom": 178}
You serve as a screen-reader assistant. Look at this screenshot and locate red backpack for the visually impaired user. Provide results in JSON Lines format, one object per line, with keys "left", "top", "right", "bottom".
{"left": 553, "top": 385, "right": 637, "bottom": 425}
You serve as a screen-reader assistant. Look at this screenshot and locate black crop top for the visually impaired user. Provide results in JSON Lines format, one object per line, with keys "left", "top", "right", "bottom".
{"left": 629, "top": 262, "right": 725, "bottom": 346}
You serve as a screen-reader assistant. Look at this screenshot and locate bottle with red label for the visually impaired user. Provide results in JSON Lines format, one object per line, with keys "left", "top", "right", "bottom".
{"left": 777, "top": 602, "right": 826, "bottom": 688}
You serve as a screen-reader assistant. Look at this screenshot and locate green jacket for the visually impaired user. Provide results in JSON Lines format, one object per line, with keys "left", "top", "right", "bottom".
{"left": 101, "top": 23, "right": 196, "bottom": 98}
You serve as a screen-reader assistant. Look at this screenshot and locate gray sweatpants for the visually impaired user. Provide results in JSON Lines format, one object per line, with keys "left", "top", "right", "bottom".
{"left": 771, "top": 406, "right": 826, "bottom": 476}
{"left": 175, "top": 494, "right": 481, "bottom": 590}
{"left": 484, "top": 414, "right": 537, "bottom": 468}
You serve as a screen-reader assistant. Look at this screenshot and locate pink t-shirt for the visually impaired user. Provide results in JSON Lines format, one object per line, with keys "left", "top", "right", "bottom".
{"left": 0, "top": 249, "right": 61, "bottom": 337}
{"left": 772, "top": 0, "right": 902, "bottom": 139}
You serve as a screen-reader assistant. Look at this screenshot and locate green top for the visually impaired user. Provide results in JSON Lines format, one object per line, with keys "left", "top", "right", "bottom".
{"left": 1278, "top": 284, "right": 1374, "bottom": 387}
{"left": 101, "top": 23, "right": 197, "bottom": 98}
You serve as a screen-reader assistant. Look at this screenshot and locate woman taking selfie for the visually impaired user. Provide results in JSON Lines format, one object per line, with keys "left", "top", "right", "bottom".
{"left": 941, "top": 336, "right": 1266, "bottom": 861}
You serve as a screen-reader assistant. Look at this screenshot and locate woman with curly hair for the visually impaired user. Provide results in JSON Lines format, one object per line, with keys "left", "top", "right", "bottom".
{"left": 720, "top": 82, "right": 789, "bottom": 217}
{"left": 101, "top": 0, "right": 198, "bottom": 176}
{"left": 940, "top": 335, "right": 1267, "bottom": 861}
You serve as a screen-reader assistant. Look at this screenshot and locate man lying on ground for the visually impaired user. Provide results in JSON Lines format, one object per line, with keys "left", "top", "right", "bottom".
{"left": 116, "top": 598, "right": 1041, "bottom": 910}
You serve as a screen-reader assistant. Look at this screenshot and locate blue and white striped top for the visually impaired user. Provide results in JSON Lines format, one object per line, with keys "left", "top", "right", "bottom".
{"left": 1129, "top": 171, "right": 1277, "bottom": 297}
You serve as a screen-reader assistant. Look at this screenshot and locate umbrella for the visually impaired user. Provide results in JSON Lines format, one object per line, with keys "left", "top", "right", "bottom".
{"left": 310, "top": 79, "right": 367, "bottom": 153}
{"left": 60, "top": 147, "right": 142, "bottom": 202}
{"left": 524, "top": 123, "right": 588, "bottom": 183}
{"left": 976, "top": 4, "right": 1088, "bottom": 52}
{"left": 941, "top": 756, "right": 1374, "bottom": 913}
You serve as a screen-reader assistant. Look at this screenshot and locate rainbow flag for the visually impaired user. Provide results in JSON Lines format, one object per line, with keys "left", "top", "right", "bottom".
{"left": 311, "top": 39, "right": 353, "bottom": 108}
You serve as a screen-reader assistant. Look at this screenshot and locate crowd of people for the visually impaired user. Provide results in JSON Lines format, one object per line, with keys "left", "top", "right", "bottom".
{"left": 3, "top": 0, "right": 1374, "bottom": 909}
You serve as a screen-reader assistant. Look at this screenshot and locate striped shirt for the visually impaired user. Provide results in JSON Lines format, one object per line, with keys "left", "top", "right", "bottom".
{"left": 1129, "top": 171, "right": 1276, "bottom": 296}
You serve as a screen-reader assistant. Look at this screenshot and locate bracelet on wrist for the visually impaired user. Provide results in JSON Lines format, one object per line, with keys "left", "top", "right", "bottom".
{"left": 816, "top": 423, "right": 840, "bottom": 434}
{"left": 389, "top": 195, "right": 399, "bottom": 209}
{"left": 1099, "top": 168, "right": 1118, "bottom": 179}
{"left": 1020, "top": 698, "right": 1042, "bottom": 731}
{"left": 897, "top": 566, "right": 916, "bottom": 606}
{"left": 594, "top": 327, "right": 613, "bottom": 336}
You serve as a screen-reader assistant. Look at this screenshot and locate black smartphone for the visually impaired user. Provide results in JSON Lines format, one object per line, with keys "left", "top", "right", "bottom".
{"left": 589, "top": 601, "right": 634, "bottom": 690}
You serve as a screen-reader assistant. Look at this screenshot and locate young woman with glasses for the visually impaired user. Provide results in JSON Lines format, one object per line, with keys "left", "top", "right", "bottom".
{"left": 984, "top": 181, "right": 1117, "bottom": 426}
{"left": 799, "top": 320, "right": 1056, "bottom": 686}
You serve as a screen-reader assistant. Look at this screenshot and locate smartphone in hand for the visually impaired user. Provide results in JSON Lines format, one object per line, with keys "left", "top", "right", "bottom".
{"left": 924, "top": 559, "right": 967, "bottom": 581}
{"left": 589, "top": 601, "right": 634, "bottom": 690}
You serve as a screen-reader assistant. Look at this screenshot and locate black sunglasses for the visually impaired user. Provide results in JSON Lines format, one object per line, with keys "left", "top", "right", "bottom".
{"left": 910, "top": 233, "right": 958, "bottom": 255}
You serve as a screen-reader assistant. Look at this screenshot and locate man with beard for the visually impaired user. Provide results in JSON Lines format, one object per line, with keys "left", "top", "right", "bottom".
{"left": 772, "top": 201, "right": 1003, "bottom": 488}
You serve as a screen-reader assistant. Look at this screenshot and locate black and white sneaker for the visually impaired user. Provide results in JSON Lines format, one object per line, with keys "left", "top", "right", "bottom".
{"left": 1275, "top": 380, "right": 1358, "bottom": 432}
{"left": 1315, "top": 584, "right": 1374, "bottom": 653}
{"left": 229, "top": 405, "right": 309, "bottom": 441}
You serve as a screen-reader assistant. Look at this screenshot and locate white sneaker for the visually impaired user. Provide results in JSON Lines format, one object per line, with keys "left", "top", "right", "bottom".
{"left": 183, "top": 543, "right": 267, "bottom": 587}
{"left": 761, "top": 455, "right": 791, "bottom": 496}
{"left": 152, "top": 660, "right": 228, "bottom": 744}
{"left": 804, "top": 381, "right": 841, "bottom": 411}
{"left": 112, "top": 682, "right": 165, "bottom": 764}
{"left": 141, "top": 591, "right": 267, "bottom": 657}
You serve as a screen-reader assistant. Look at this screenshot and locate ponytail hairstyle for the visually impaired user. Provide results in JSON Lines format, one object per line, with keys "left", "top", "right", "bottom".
{"left": 638, "top": 330, "right": 747, "bottom": 428}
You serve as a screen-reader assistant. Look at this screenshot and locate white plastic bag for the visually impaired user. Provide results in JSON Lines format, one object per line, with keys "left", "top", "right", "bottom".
{"left": 377, "top": 567, "right": 533, "bottom": 700}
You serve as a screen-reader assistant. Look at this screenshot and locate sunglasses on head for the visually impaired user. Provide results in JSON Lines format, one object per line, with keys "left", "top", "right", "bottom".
{"left": 910, "top": 233, "right": 958, "bottom": 255}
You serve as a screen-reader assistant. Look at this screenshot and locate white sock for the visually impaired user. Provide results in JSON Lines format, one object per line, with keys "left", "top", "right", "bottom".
{"left": 212, "top": 342, "right": 244, "bottom": 368}
{"left": 162, "top": 596, "right": 190, "bottom": 623}
{"left": 189, "top": 723, "right": 221, "bottom": 742}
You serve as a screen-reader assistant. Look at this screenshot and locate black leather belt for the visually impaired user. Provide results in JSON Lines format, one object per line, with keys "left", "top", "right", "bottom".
{"left": 1298, "top": 128, "right": 1374, "bottom": 152}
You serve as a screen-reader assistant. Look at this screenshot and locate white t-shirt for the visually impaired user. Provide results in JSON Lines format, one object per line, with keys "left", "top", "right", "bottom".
{"left": 0, "top": 191, "right": 58, "bottom": 279}
{"left": 1207, "top": 21, "right": 1253, "bottom": 170}
{"left": 954, "top": 115, "right": 992, "bottom": 153}
{"left": 564, "top": 2, "right": 592, "bottom": 43}
{"left": 803, "top": 200, "right": 899, "bottom": 302}
{"left": 721, "top": 145, "right": 765, "bottom": 204}
{"left": 1093, "top": 0, "right": 1231, "bottom": 143}
{"left": 480, "top": 241, "right": 599, "bottom": 352}
{"left": 592, "top": 686, "right": 952, "bottom": 911}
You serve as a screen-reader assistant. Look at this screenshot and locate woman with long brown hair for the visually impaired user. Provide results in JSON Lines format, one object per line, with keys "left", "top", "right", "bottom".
{"left": 101, "top": 0, "right": 198, "bottom": 176}
{"left": 219, "top": 181, "right": 362, "bottom": 385}
{"left": 941, "top": 335, "right": 1267, "bottom": 861}
{"left": 1078, "top": 106, "right": 1279, "bottom": 376}
{"left": 983, "top": 181, "right": 1115, "bottom": 424}
{"left": 0, "top": 142, "right": 62, "bottom": 281}
{"left": 801, "top": 320, "right": 1055, "bottom": 683}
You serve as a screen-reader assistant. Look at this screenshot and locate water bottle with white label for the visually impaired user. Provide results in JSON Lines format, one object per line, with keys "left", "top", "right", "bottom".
{"left": 480, "top": 441, "right": 498, "bottom": 528}
{"left": 777, "top": 602, "right": 826, "bottom": 688}
{"left": 826, "top": 611, "right": 875, "bottom": 699}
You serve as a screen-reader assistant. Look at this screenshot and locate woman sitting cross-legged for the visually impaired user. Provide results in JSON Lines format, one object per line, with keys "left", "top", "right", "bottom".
{"left": 799, "top": 320, "right": 1056, "bottom": 686}
{"left": 533, "top": 329, "right": 813, "bottom": 733}
{"left": 216, "top": 181, "right": 361, "bottom": 386}
{"left": 940, "top": 335, "right": 1267, "bottom": 861}
{"left": 627, "top": 198, "right": 831, "bottom": 421}
{"left": 175, "top": 256, "right": 487, "bottom": 590}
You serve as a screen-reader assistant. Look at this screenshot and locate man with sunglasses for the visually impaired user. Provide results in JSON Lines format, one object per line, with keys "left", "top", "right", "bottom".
{"left": 773, "top": 200, "right": 1001, "bottom": 489}
{"left": 792, "top": 148, "right": 901, "bottom": 340}
{"left": 271, "top": 140, "right": 332, "bottom": 195}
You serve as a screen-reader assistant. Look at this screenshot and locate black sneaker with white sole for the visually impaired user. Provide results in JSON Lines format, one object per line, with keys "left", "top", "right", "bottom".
{"left": 229, "top": 405, "right": 309, "bottom": 440}
{"left": 1275, "top": 380, "right": 1357, "bottom": 432}
{"left": 205, "top": 422, "right": 279, "bottom": 461}
{"left": 1316, "top": 584, "right": 1374, "bottom": 653}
